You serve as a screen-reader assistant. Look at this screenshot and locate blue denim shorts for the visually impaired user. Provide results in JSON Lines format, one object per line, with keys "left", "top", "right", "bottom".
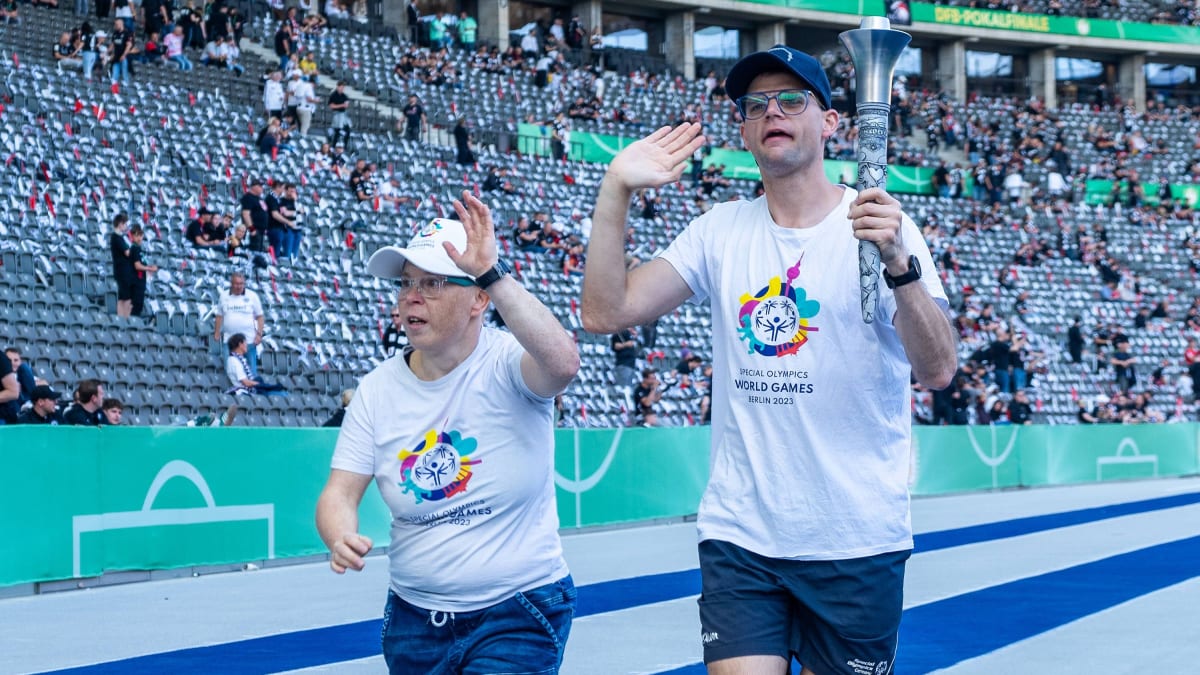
{"left": 698, "top": 540, "right": 909, "bottom": 675}
{"left": 381, "top": 575, "right": 576, "bottom": 675}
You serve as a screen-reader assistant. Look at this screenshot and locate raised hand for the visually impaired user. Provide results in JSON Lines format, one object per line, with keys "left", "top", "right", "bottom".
{"left": 446, "top": 190, "right": 499, "bottom": 278}
{"left": 607, "top": 123, "right": 707, "bottom": 192}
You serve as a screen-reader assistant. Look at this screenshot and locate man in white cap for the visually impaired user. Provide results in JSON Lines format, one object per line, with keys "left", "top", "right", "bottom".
{"left": 316, "top": 191, "right": 580, "bottom": 673}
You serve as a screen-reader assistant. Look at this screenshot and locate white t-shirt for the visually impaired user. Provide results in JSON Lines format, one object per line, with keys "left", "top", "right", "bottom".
{"left": 659, "top": 187, "right": 947, "bottom": 561}
{"left": 226, "top": 354, "right": 253, "bottom": 394}
{"left": 1047, "top": 171, "right": 1067, "bottom": 195}
{"left": 215, "top": 289, "right": 264, "bottom": 342}
{"left": 263, "top": 80, "right": 285, "bottom": 111}
{"left": 1004, "top": 172, "right": 1025, "bottom": 198}
{"left": 291, "top": 79, "right": 316, "bottom": 111}
{"left": 332, "top": 327, "right": 568, "bottom": 612}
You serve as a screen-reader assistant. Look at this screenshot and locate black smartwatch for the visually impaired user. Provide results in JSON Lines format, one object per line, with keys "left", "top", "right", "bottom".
{"left": 882, "top": 255, "right": 922, "bottom": 290}
{"left": 474, "top": 258, "right": 512, "bottom": 290}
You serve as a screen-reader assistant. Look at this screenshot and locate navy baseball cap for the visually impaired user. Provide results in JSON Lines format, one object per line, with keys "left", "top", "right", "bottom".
{"left": 725, "top": 45, "right": 833, "bottom": 111}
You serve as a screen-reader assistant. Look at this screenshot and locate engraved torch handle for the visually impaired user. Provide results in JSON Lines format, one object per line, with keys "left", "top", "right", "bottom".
{"left": 855, "top": 102, "right": 890, "bottom": 324}
{"left": 839, "top": 16, "right": 910, "bottom": 323}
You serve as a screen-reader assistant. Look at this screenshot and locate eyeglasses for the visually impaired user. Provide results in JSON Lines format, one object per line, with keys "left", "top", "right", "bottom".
{"left": 397, "top": 275, "right": 475, "bottom": 298}
{"left": 735, "top": 89, "right": 820, "bottom": 121}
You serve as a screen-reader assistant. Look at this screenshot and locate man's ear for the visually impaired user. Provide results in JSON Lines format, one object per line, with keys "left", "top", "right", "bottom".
{"left": 470, "top": 288, "right": 491, "bottom": 317}
{"left": 821, "top": 107, "right": 840, "bottom": 141}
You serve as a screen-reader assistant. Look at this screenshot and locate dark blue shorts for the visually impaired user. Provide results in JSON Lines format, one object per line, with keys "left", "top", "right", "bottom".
{"left": 381, "top": 575, "right": 575, "bottom": 675}
{"left": 697, "top": 540, "right": 909, "bottom": 675}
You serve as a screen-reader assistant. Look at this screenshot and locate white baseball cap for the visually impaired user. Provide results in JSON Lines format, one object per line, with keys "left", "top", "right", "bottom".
{"left": 367, "top": 218, "right": 473, "bottom": 280}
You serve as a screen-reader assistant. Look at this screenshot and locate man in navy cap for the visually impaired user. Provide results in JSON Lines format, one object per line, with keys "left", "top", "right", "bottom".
{"left": 18, "top": 385, "right": 64, "bottom": 425}
{"left": 582, "top": 44, "right": 956, "bottom": 675}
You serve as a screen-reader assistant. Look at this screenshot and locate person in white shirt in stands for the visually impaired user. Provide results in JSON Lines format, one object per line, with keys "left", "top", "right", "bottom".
{"left": 290, "top": 74, "right": 318, "bottom": 136}
{"left": 262, "top": 70, "right": 286, "bottom": 122}
{"left": 225, "top": 333, "right": 285, "bottom": 395}
{"left": 519, "top": 29, "right": 539, "bottom": 57}
{"left": 316, "top": 192, "right": 580, "bottom": 674}
{"left": 325, "top": 0, "right": 349, "bottom": 19}
{"left": 219, "top": 36, "right": 245, "bottom": 75}
{"left": 200, "top": 38, "right": 224, "bottom": 67}
{"left": 212, "top": 271, "right": 266, "bottom": 377}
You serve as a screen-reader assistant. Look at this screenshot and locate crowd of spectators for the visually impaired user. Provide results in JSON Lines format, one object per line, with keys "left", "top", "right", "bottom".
{"left": 52, "top": 2, "right": 247, "bottom": 83}
{"left": 0, "top": 346, "right": 126, "bottom": 427}
{"left": 10, "top": 0, "right": 1200, "bottom": 429}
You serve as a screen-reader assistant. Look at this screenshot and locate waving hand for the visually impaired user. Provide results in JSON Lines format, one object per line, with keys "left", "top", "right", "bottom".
{"left": 608, "top": 123, "right": 707, "bottom": 192}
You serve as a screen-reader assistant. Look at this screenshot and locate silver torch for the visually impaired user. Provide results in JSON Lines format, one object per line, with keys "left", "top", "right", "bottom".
{"left": 838, "top": 17, "right": 911, "bottom": 324}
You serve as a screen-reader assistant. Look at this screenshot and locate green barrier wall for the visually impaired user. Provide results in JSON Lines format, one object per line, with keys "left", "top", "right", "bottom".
{"left": 910, "top": 2, "right": 1200, "bottom": 45}
{"left": 517, "top": 124, "right": 937, "bottom": 195}
{"left": 741, "top": 0, "right": 1200, "bottom": 45}
{"left": 2, "top": 423, "right": 1198, "bottom": 588}
{"left": 1084, "top": 179, "right": 1200, "bottom": 207}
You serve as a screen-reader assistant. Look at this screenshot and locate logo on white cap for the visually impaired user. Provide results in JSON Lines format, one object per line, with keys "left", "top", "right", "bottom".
{"left": 409, "top": 219, "right": 448, "bottom": 250}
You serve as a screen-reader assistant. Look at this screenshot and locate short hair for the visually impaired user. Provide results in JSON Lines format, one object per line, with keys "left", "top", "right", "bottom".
{"left": 227, "top": 333, "right": 247, "bottom": 352}
{"left": 230, "top": 271, "right": 246, "bottom": 283}
{"left": 4, "top": 346, "right": 19, "bottom": 356}
{"left": 129, "top": 225, "right": 144, "bottom": 237}
{"left": 340, "top": 388, "right": 355, "bottom": 408}
{"left": 641, "top": 367, "right": 658, "bottom": 378}
{"left": 77, "top": 379, "right": 103, "bottom": 402}
{"left": 102, "top": 397, "right": 124, "bottom": 411}
{"left": 113, "top": 213, "right": 129, "bottom": 229}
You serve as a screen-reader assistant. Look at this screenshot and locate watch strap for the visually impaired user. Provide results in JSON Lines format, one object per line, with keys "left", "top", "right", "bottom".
{"left": 883, "top": 255, "right": 921, "bottom": 289}
{"left": 475, "top": 263, "right": 509, "bottom": 290}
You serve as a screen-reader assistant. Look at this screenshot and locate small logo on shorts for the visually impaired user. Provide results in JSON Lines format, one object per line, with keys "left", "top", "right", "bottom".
{"left": 847, "top": 659, "right": 886, "bottom": 675}
{"left": 701, "top": 631, "right": 720, "bottom": 646}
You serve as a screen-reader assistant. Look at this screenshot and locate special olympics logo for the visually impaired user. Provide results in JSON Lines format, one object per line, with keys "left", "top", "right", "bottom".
{"left": 737, "top": 257, "right": 819, "bottom": 357}
{"left": 752, "top": 297, "right": 799, "bottom": 345}
{"left": 876, "top": 660, "right": 889, "bottom": 675}
{"left": 411, "top": 444, "right": 460, "bottom": 491}
{"left": 398, "top": 429, "right": 481, "bottom": 503}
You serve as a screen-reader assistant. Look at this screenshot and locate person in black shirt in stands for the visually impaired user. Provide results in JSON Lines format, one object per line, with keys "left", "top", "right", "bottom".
{"left": 674, "top": 351, "right": 702, "bottom": 387}
{"left": 328, "top": 81, "right": 351, "bottom": 149}
{"left": 110, "top": 213, "right": 136, "bottom": 318}
{"left": 611, "top": 328, "right": 639, "bottom": 390}
{"left": 381, "top": 304, "right": 406, "bottom": 357}
{"left": 240, "top": 178, "right": 270, "bottom": 252}
{"left": 17, "top": 385, "right": 64, "bottom": 425}
{"left": 1008, "top": 389, "right": 1034, "bottom": 425}
{"left": 63, "top": 379, "right": 107, "bottom": 426}
{"left": 265, "top": 180, "right": 288, "bottom": 255}
{"left": 186, "top": 208, "right": 225, "bottom": 249}
{"left": 0, "top": 349, "right": 19, "bottom": 425}
{"left": 402, "top": 94, "right": 426, "bottom": 142}
{"left": 128, "top": 225, "right": 158, "bottom": 317}
{"left": 633, "top": 368, "right": 663, "bottom": 427}
{"left": 1067, "top": 316, "right": 1084, "bottom": 364}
